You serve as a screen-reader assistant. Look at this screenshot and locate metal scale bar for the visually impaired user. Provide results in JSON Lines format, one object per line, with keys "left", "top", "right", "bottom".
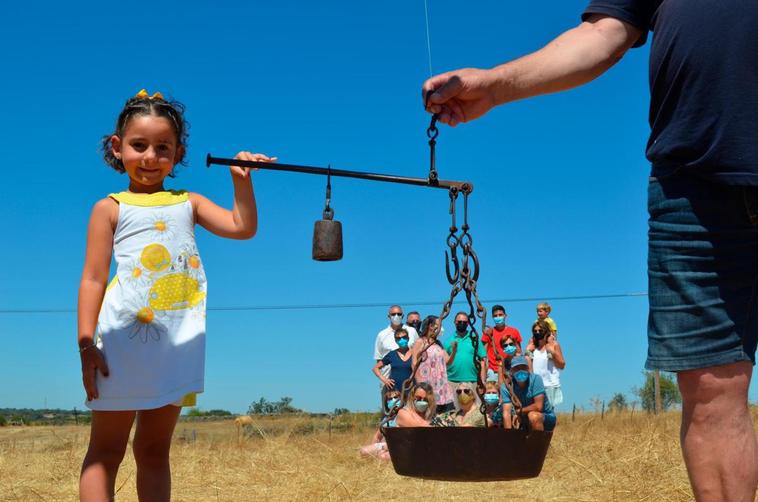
{"left": 206, "top": 154, "right": 473, "bottom": 193}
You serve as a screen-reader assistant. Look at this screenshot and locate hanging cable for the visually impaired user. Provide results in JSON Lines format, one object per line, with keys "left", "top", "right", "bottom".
{"left": 423, "top": 0, "right": 434, "bottom": 77}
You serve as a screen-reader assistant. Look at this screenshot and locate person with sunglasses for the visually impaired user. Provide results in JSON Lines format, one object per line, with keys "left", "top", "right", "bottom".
{"left": 372, "top": 328, "right": 414, "bottom": 393}
{"left": 501, "top": 356, "right": 556, "bottom": 431}
{"left": 529, "top": 320, "right": 566, "bottom": 407}
{"left": 396, "top": 382, "right": 436, "bottom": 427}
{"left": 496, "top": 335, "right": 528, "bottom": 386}
{"left": 452, "top": 383, "right": 486, "bottom": 426}
{"left": 373, "top": 305, "right": 419, "bottom": 406}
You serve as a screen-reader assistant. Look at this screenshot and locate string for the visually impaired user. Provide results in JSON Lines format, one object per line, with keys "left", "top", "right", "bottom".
{"left": 423, "top": 0, "right": 433, "bottom": 77}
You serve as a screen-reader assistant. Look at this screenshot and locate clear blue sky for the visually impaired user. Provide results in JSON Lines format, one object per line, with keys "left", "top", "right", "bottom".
{"left": 1, "top": 1, "right": 754, "bottom": 413}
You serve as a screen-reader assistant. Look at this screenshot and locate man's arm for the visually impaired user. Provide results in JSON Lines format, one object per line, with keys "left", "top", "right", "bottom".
{"left": 423, "top": 15, "right": 644, "bottom": 126}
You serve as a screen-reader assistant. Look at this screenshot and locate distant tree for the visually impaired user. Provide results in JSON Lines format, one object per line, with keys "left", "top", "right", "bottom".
{"left": 608, "top": 393, "right": 628, "bottom": 412}
{"left": 0, "top": 415, "right": 6, "bottom": 426}
{"left": 333, "top": 408, "right": 350, "bottom": 416}
{"left": 634, "top": 371, "right": 681, "bottom": 412}
{"left": 248, "top": 397, "right": 302, "bottom": 415}
{"left": 207, "top": 409, "right": 232, "bottom": 416}
{"left": 186, "top": 408, "right": 204, "bottom": 417}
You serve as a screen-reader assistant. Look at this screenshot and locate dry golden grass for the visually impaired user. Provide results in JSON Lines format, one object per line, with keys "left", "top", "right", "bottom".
{"left": 1, "top": 409, "right": 757, "bottom": 501}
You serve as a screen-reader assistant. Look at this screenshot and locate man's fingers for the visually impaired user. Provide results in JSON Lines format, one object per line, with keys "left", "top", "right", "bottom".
{"left": 428, "top": 75, "right": 464, "bottom": 106}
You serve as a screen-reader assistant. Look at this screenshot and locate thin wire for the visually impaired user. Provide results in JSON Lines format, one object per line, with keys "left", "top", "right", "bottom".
{"left": 423, "top": 0, "right": 433, "bottom": 77}
{"left": 0, "top": 291, "right": 648, "bottom": 314}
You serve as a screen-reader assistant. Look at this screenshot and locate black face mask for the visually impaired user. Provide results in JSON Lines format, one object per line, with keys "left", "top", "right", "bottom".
{"left": 407, "top": 320, "right": 421, "bottom": 331}
{"left": 455, "top": 321, "right": 469, "bottom": 334}
{"left": 533, "top": 332, "right": 545, "bottom": 342}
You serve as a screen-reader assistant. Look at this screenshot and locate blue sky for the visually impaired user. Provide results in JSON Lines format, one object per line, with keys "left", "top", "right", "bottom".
{"left": 1, "top": 1, "right": 754, "bottom": 413}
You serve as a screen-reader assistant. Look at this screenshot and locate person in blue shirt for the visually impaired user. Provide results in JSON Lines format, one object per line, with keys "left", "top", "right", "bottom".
{"left": 372, "top": 328, "right": 414, "bottom": 393}
{"left": 500, "top": 356, "right": 556, "bottom": 432}
{"left": 421, "top": 2, "right": 758, "bottom": 498}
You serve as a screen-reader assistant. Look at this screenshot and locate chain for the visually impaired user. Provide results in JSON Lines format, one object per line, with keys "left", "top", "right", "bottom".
{"left": 383, "top": 110, "right": 488, "bottom": 429}
{"left": 425, "top": 90, "right": 440, "bottom": 185}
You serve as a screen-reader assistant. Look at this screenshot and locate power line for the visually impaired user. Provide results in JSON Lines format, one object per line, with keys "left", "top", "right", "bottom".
{"left": 0, "top": 291, "right": 647, "bottom": 314}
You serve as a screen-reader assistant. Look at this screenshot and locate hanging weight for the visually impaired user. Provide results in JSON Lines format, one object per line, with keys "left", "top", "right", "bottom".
{"left": 312, "top": 207, "right": 343, "bottom": 261}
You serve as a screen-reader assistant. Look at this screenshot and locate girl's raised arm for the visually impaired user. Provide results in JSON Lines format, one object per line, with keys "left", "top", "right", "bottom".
{"left": 191, "top": 151, "right": 275, "bottom": 240}
{"left": 77, "top": 198, "right": 117, "bottom": 400}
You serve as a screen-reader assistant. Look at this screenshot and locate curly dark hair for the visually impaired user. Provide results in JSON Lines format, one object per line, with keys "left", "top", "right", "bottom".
{"left": 101, "top": 92, "right": 190, "bottom": 175}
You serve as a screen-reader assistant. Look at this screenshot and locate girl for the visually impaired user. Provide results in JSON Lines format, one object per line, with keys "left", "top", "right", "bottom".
{"left": 77, "top": 89, "right": 275, "bottom": 501}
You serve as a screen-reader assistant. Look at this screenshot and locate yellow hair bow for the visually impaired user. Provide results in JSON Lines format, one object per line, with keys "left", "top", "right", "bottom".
{"left": 135, "top": 89, "right": 164, "bottom": 100}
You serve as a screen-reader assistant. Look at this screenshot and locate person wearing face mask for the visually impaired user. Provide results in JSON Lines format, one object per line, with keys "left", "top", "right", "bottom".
{"left": 359, "top": 389, "right": 401, "bottom": 461}
{"left": 452, "top": 383, "right": 486, "bottom": 426}
{"left": 373, "top": 305, "right": 419, "bottom": 406}
{"left": 413, "top": 315, "right": 456, "bottom": 413}
{"left": 500, "top": 356, "right": 556, "bottom": 431}
{"left": 496, "top": 335, "right": 528, "bottom": 386}
{"left": 396, "top": 382, "right": 436, "bottom": 427}
{"left": 372, "top": 328, "right": 414, "bottom": 393}
{"left": 483, "top": 380, "right": 503, "bottom": 427}
{"left": 443, "top": 312, "right": 487, "bottom": 411}
{"left": 406, "top": 311, "right": 422, "bottom": 334}
{"left": 529, "top": 320, "right": 566, "bottom": 407}
{"left": 482, "top": 305, "right": 523, "bottom": 381}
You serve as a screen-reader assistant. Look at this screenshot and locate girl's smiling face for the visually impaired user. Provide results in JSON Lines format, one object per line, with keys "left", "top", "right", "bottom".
{"left": 111, "top": 114, "right": 184, "bottom": 193}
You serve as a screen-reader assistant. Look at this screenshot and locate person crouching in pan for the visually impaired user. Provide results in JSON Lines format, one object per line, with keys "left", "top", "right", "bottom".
{"left": 501, "top": 356, "right": 556, "bottom": 431}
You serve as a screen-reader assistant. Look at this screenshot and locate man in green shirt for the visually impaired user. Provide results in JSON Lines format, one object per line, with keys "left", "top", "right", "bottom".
{"left": 444, "top": 312, "right": 487, "bottom": 411}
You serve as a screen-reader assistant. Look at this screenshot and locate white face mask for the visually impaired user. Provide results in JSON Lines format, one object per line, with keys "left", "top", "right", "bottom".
{"left": 390, "top": 314, "right": 403, "bottom": 326}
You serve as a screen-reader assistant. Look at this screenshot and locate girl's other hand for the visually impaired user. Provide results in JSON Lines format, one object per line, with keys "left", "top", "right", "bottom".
{"left": 230, "top": 151, "right": 277, "bottom": 178}
{"left": 81, "top": 346, "right": 109, "bottom": 401}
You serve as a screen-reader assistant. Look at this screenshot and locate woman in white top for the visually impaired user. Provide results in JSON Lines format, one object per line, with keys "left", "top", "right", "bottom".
{"left": 529, "top": 320, "right": 566, "bottom": 406}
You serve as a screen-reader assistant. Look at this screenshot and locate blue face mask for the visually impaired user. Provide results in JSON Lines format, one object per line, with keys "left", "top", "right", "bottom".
{"left": 397, "top": 338, "right": 409, "bottom": 349}
{"left": 493, "top": 316, "right": 505, "bottom": 326}
{"left": 514, "top": 370, "right": 529, "bottom": 383}
{"left": 504, "top": 345, "right": 517, "bottom": 356}
{"left": 386, "top": 398, "right": 399, "bottom": 411}
{"left": 414, "top": 400, "right": 429, "bottom": 413}
{"left": 484, "top": 393, "right": 499, "bottom": 405}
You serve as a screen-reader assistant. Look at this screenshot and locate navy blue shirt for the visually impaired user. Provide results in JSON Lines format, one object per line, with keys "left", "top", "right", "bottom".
{"left": 381, "top": 349, "right": 413, "bottom": 391}
{"left": 583, "top": 1, "right": 758, "bottom": 185}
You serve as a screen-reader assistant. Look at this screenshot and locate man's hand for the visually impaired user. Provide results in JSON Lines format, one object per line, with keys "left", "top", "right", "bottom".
{"left": 422, "top": 68, "right": 499, "bottom": 127}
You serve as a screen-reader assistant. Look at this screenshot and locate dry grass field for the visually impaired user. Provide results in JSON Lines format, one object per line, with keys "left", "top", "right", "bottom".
{"left": 1, "top": 409, "right": 757, "bottom": 501}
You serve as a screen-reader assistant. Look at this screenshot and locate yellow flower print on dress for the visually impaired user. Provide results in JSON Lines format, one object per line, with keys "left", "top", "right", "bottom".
{"left": 140, "top": 243, "right": 171, "bottom": 273}
{"left": 142, "top": 213, "right": 176, "bottom": 242}
{"left": 148, "top": 273, "right": 206, "bottom": 311}
{"left": 119, "top": 297, "right": 168, "bottom": 343}
{"left": 122, "top": 257, "right": 149, "bottom": 288}
{"left": 176, "top": 243, "right": 205, "bottom": 281}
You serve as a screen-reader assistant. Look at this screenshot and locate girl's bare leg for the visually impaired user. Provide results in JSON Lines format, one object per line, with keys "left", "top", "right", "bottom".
{"left": 80, "top": 410, "right": 137, "bottom": 502}
{"left": 132, "top": 404, "right": 182, "bottom": 502}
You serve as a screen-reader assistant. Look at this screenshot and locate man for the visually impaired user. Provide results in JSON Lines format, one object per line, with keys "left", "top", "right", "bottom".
{"left": 406, "top": 311, "right": 422, "bottom": 335}
{"left": 423, "top": 3, "right": 758, "bottom": 499}
{"left": 443, "top": 312, "right": 486, "bottom": 410}
{"left": 500, "top": 356, "right": 556, "bottom": 432}
{"left": 373, "top": 305, "right": 419, "bottom": 403}
{"left": 481, "top": 305, "right": 522, "bottom": 381}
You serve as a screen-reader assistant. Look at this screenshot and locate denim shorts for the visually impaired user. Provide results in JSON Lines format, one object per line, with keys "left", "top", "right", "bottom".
{"left": 646, "top": 172, "right": 758, "bottom": 371}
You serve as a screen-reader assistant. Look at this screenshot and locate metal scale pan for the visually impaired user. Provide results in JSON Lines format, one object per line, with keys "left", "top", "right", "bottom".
{"left": 383, "top": 427, "right": 553, "bottom": 482}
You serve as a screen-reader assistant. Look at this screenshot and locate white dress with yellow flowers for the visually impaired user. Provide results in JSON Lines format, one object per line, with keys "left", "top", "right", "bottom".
{"left": 86, "top": 190, "right": 207, "bottom": 411}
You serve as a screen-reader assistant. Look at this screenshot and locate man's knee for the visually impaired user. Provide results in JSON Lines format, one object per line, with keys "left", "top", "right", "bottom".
{"left": 678, "top": 361, "right": 752, "bottom": 406}
{"left": 527, "top": 411, "right": 543, "bottom": 426}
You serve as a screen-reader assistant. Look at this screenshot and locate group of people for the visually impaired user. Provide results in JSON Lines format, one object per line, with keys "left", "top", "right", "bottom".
{"left": 361, "top": 303, "right": 566, "bottom": 461}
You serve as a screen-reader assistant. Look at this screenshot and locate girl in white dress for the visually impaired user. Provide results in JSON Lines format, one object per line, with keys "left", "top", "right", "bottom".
{"left": 77, "top": 89, "right": 276, "bottom": 501}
